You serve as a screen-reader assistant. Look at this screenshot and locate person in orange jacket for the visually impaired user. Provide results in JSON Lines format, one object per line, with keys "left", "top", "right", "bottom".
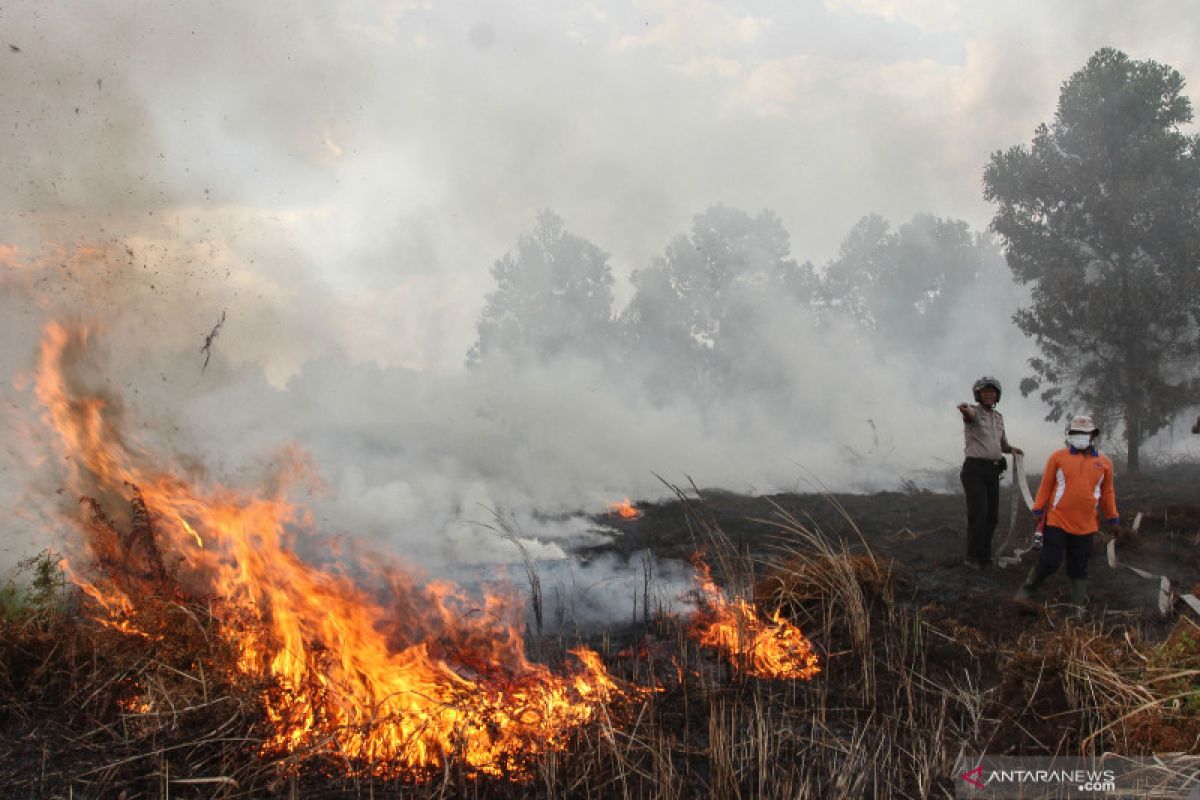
{"left": 1014, "top": 414, "right": 1119, "bottom": 615}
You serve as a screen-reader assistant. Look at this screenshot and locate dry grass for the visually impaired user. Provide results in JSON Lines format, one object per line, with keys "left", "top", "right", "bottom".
{"left": 995, "top": 615, "right": 1200, "bottom": 757}
{"left": 2, "top": 491, "right": 1197, "bottom": 798}
{"left": 0, "top": 593, "right": 267, "bottom": 797}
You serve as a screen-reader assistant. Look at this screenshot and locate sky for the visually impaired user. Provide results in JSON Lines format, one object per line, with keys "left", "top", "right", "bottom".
{"left": 3, "top": 0, "right": 1200, "bottom": 584}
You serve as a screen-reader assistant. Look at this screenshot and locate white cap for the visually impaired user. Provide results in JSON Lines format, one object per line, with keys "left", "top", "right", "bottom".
{"left": 1067, "top": 415, "right": 1098, "bottom": 433}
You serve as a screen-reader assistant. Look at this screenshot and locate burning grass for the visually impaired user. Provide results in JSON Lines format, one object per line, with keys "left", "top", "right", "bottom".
{"left": 3, "top": 506, "right": 1199, "bottom": 797}
{"left": 29, "top": 322, "right": 655, "bottom": 782}
{"left": 689, "top": 554, "right": 820, "bottom": 681}
{"left": 49, "top": 485, "right": 651, "bottom": 784}
{"left": 2, "top": 321, "right": 1198, "bottom": 796}
{"left": 607, "top": 498, "right": 642, "bottom": 520}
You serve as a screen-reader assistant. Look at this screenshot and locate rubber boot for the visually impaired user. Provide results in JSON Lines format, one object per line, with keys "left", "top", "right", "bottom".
{"left": 1013, "top": 565, "right": 1043, "bottom": 610}
{"left": 1069, "top": 579, "right": 1089, "bottom": 619}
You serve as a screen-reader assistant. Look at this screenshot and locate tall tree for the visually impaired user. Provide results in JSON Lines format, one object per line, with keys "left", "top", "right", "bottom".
{"left": 821, "top": 213, "right": 1012, "bottom": 351}
{"left": 619, "top": 205, "right": 813, "bottom": 398}
{"left": 983, "top": 48, "right": 1200, "bottom": 470}
{"left": 468, "top": 210, "right": 616, "bottom": 367}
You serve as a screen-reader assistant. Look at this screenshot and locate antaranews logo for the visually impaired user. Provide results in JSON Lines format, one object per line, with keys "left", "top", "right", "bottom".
{"left": 960, "top": 765, "right": 984, "bottom": 789}
{"left": 960, "top": 763, "right": 1115, "bottom": 793}
{"left": 956, "top": 755, "right": 1198, "bottom": 798}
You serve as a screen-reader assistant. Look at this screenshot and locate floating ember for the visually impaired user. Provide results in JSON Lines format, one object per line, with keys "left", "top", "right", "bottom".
{"left": 607, "top": 498, "right": 641, "bottom": 519}
{"left": 689, "top": 556, "right": 821, "bottom": 681}
{"left": 34, "top": 321, "right": 643, "bottom": 779}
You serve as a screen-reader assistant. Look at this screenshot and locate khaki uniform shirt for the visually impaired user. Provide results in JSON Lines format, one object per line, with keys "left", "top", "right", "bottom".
{"left": 963, "top": 404, "right": 1008, "bottom": 459}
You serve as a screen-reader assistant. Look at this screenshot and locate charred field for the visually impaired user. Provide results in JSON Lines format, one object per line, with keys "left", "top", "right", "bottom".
{"left": 2, "top": 466, "right": 1199, "bottom": 799}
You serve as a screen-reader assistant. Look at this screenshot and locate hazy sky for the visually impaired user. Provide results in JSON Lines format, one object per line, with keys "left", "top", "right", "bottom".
{"left": 5, "top": 0, "right": 1200, "bottom": 373}
{"left": 4, "top": 1, "right": 1200, "bottom": 577}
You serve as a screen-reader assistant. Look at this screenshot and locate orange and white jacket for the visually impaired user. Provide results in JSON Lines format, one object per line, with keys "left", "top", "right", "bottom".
{"left": 1032, "top": 446, "right": 1119, "bottom": 535}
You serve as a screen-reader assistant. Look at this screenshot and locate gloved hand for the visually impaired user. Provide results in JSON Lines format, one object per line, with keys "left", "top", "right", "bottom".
{"left": 1104, "top": 524, "right": 1122, "bottom": 544}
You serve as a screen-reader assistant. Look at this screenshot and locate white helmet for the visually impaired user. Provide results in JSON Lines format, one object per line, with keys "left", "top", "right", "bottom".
{"left": 1066, "top": 414, "right": 1099, "bottom": 434}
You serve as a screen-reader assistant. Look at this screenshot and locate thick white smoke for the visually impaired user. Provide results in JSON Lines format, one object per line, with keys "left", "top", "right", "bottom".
{"left": 4, "top": 0, "right": 1200, "bottom": 590}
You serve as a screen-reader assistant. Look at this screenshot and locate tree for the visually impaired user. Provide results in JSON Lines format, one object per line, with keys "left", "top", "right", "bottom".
{"left": 821, "top": 213, "right": 1012, "bottom": 352}
{"left": 468, "top": 210, "right": 616, "bottom": 367}
{"left": 619, "top": 205, "right": 813, "bottom": 398}
{"left": 983, "top": 48, "right": 1200, "bottom": 471}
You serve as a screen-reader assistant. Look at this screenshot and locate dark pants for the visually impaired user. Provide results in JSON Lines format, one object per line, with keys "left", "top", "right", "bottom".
{"left": 961, "top": 458, "right": 1004, "bottom": 564}
{"left": 1034, "top": 525, "right": 1094, "bottom": 580}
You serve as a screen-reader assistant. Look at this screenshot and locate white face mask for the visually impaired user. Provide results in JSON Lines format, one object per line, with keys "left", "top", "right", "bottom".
{"left": 1067, "top": 433, "right": 1093, "bottom": 451}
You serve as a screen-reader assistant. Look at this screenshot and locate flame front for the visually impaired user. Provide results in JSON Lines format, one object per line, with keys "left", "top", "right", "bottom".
{"left": 34, "top": 321, "right": 636, "bottom": 778}
{"left": 689, "top": 557, "right": 821, "bottom": 681}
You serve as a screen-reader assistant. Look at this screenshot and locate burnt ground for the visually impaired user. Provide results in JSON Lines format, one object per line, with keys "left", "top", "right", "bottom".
{"left": 585, "top": 463, "right": 1200, "bottom": 644}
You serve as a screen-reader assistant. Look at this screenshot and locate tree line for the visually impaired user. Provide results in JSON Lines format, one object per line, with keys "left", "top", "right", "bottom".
{"left": 467, "top": 204, "right": 1021, "bottom": 410}
{"left": 469, "top": 49, "right": 1200, "bottom": 472}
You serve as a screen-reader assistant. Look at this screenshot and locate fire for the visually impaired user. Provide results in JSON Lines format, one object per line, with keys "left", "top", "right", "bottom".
{"left": 33, "top": 321, "right": 640, "bottom": 779}
{"left": 118, "top": 693, "right": 153, "bottom": 714}
{"left": 689, "top": 556, "right": 821, "bottom": 681}
{"left": 607, "top": 498, "right": 641, "bottom": 519}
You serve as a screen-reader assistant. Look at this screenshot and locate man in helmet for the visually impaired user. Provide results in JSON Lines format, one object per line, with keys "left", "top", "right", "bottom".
{"left": 957, "top": 377, "right": 1022, "bottom": 569}
{"left": 1014, "top": 415, "right": 1119, "bottom": 616}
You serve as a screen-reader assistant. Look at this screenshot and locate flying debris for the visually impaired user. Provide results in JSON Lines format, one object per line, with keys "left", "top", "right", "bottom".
{"left": 199, "top": 309, "right": 225, "bottom": 373}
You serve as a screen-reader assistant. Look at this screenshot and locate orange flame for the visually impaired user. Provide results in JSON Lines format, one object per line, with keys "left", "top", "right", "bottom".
{"left": 689, "top": 557, "right": 820, "bottom": 681}
{"left": 34, "top": 321, "right": 640, "bottom": 778}
{"left": 607, "top": 498, "right": 641, "bottom": 519}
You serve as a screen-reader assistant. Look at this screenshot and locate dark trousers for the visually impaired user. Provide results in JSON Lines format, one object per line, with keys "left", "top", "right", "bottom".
{"left": 1034, "top": 525, "right": 1094, "bottom": 580}
{"left": 960, "top": 458, "right": 1004, "bottom": 564}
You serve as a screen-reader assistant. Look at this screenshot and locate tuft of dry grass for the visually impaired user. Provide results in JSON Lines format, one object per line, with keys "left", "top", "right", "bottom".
{"left": 0, "top": 592, "right": 267, "bottom": 798}
{"left": 995, "top": 615, "right": 1200, "bottom": 757}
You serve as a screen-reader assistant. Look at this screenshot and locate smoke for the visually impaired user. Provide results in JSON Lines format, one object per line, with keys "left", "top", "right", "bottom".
{"left": 5, "top": 0, "right": 1200, "bottom": 587}
{"left": 0, "top": 234, "right": 1045, "bottom": 579}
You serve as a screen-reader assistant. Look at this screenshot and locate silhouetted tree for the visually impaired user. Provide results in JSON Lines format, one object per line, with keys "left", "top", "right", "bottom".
{"left": 468, "top": 210, "right": 616, "bottom": 367}
{"left": 620, "top": 205, "right": 813, "bottom": 398}
{"left": 821, "top": 213, "right": 1014, "bottom": 351}
{"left": 984, "top": 48, "right": 1200, "bottom": 470}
